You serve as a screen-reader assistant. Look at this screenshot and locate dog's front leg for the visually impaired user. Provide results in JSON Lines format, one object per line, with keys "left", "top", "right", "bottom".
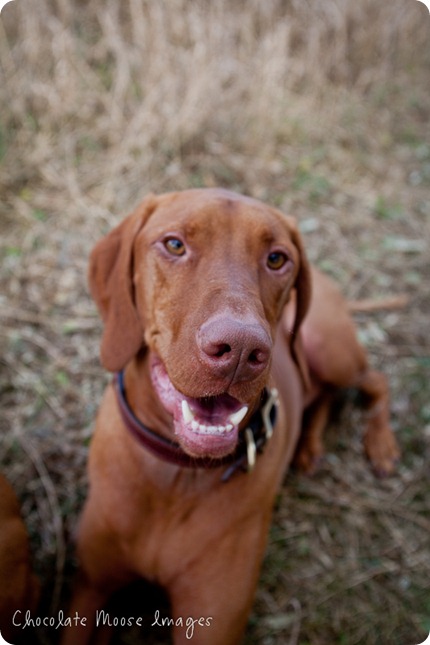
{"left": 166, "top": 516, "right": 270, "bottom": 645}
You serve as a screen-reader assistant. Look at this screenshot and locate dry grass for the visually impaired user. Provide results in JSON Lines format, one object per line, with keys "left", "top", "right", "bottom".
{"left": 1, "top": 1, "right": 429, "bottom": 643}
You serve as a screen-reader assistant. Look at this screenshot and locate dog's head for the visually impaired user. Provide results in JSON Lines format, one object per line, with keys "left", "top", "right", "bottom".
{"left": 89, "top": 189, "right": 311, "bottom": 458}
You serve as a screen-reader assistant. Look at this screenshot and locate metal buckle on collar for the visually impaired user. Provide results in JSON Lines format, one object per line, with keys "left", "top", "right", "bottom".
{"left": 261, "top": 388, "right": 279, "bottom": 440}
{"left": 221, "top": 387, "right": 279, "bottom": 482}
{"left": 245, "top": 428, "right": 257, "bottom": 472}
{"left": 244, "top": 387, "right": 279, "bottom": 472}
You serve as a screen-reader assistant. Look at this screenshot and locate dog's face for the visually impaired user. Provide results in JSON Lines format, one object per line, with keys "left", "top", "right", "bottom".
{"left": 89, "top": 189, "right": 310, "bottom": 458}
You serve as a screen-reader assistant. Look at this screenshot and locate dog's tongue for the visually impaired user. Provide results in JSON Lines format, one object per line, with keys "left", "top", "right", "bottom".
{"left": 150, "top": 358, "right": 248, "bottom": 458}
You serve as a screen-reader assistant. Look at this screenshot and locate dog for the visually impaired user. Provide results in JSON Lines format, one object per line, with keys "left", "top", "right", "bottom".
{"left": 63, "top": 188, "right": 399, "bottom": 644}
{"left": 0, "top": 473, "right": 39, "bottom": 643}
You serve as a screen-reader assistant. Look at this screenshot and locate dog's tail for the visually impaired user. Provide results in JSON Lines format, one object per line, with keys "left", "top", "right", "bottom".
{"left": 348, "top": 294, "right": 409, "bottom": 313}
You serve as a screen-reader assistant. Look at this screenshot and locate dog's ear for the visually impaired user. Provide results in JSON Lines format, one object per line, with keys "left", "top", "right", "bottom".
{"left": 88, "top": 195, "right": 158, "bottom": 372}
{"left": 285, "top": 217, "right": 312, "bottom": 391}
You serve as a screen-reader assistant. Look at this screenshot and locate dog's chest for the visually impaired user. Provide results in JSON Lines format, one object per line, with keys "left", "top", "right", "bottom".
{"left": 113, "top": 449, "right": 285, "bottom": 584}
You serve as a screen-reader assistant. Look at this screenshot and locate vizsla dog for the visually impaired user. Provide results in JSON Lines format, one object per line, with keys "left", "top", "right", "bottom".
{"left": 0, "top": 474, "right": 39, "bottom": 642}
{"left": 64, "top": 189, "right": 399, "bottom": 644}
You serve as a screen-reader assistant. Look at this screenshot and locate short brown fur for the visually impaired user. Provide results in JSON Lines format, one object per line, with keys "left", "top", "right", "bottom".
{"left": 63, "top": 189, "right": 399, "bottom": 644}
{"left": 0, "top": 474, "right": 39, "bottom": 642}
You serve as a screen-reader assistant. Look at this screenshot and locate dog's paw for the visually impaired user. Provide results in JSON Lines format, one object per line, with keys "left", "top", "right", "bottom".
{"left": 293, "top": 442, "right": 325, "bottom": 476}
{"left": 363, "top": 427, "right": 401, "bottom": 477}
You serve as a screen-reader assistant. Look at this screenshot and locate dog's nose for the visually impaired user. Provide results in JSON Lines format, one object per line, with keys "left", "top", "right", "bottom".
{"left": 197, "top": 317, "right": 272, "bottom": 381}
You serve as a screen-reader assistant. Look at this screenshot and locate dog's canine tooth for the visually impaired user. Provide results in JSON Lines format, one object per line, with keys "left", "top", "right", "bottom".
{"left": 229, "top": 406, "right": 248, "bottom": 426}
{"left": 182, "top": 400, "right": 195, "bottom": 424}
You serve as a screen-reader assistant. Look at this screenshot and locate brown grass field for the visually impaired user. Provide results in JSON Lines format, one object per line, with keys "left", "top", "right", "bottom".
{"left": 1, "top": 1, "right": 429, "bottom": 643}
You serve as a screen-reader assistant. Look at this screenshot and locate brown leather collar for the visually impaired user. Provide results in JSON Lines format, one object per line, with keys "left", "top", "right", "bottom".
{"left": 114, "top": 370, "right": 279, "bottom": 482}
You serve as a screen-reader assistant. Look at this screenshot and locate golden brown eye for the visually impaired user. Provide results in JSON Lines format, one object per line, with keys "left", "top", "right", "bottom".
{"left": 267, "top": 251, "right": 288, "bottom": 270}
{"left": 164, "top": 238, "right": 186, "bottom": 256}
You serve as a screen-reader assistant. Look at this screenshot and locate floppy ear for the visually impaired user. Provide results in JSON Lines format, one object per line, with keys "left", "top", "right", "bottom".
{"left": 88, "top": 195, "right": 158, "bottom": 372}
{"left": 285, "top": 217, "right": 313, "bottom": 391}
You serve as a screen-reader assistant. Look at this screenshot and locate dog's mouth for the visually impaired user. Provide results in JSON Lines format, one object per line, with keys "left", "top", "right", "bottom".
{"left": 150, "top": 356, "right": 248, "bottom": 458}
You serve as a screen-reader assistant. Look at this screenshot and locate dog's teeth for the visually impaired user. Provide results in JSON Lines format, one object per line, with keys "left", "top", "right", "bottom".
{"left": 189, "top": 422, "right": 235, "bottom": 436}
{"left": 182, "top": 400, "right": 195, "bottom": 424}
{"left": 229, "top": 406, "right": 248, "bottom": 426}
{"left": 183, "top": 399, "right": 245, "bottom": 434}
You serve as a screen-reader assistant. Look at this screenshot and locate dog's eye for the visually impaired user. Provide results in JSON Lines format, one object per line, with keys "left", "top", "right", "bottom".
{"left": 164, "top": 238, "right": 186, "bottom": 256}
{"left": 267, "top": 251, "right": 288, "bottom": 270}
